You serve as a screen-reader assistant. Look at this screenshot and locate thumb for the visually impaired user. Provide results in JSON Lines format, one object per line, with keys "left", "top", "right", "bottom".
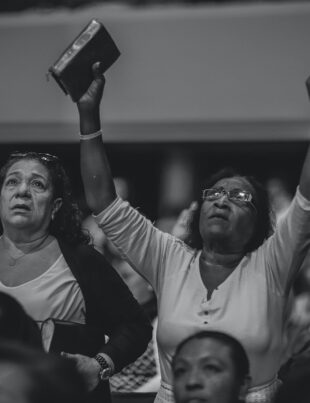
{"left": 61, "top": 352, "right": 78, "bottom": 361}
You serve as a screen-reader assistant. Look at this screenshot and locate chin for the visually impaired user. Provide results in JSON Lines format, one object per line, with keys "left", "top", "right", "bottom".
{"left": 9, "top": 218, "right": 32, "bottom": 228}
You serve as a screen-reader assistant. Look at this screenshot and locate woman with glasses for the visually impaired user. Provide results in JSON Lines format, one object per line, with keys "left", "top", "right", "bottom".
{"left": 75, "top": 63, "right": 310, "bottom": 403}
{"left": 0, "top": 151, "right": 152, "bottom": 403}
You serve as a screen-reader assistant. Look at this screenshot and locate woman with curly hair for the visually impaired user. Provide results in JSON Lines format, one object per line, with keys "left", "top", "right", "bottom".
{"left": 0, "top": 151, "right": 152, "bottom": 403}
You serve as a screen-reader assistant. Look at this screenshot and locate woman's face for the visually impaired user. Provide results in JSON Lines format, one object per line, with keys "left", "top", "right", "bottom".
{"left": 199, "top": 177, "right": 257, "bottom": 253}
{"left": 0, "top": 159, "right": 61, "bottom": 235}
{"left": 173, "top": 338, "right": 246, "bottom": 403}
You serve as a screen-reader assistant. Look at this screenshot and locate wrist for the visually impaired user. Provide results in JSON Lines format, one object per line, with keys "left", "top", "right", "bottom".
{"left": 94, "top": 353, "right": 114, "bottom": 381}
{"left": 78, "top": 110, "right": 101, "bottom": 135}
{"left": 79, "top": 130, "right": 102, "bottom": 140}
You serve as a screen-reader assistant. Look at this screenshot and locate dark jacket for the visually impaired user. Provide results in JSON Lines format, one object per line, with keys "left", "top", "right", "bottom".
{"left": 57, "top": 239, "right": 152, "bottom": 403}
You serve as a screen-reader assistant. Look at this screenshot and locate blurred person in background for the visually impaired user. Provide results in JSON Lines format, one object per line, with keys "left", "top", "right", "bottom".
{"left": 75, "top": 63, "right": 310, "bottom": 403}
{"left": 0, "top": 151, "right": 151, "bottom": 403}
{"left": 172, "top": 331, "right": 251, "bottom": 403}
{"left": 0, "top": 341, "right": 87, "bottom": 403}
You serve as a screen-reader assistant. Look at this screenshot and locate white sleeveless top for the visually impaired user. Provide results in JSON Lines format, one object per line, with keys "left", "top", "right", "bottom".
{"left": 0, "top": 253, "right": 86, "bottom": 325}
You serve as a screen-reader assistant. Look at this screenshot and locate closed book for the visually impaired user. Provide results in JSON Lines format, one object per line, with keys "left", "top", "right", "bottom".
{"left": 48, "top": 19, "right": 121, "bottom": 102}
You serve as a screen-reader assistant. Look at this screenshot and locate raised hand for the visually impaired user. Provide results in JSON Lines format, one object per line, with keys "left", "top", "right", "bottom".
{"left": 77, "top": 62, "right": 105, "bottom": 135}
{"left": 171, "top": 201, "right": 198, "bottom": 241}
{"left": 78, "top": 62, "right": 105, "bottom": 111}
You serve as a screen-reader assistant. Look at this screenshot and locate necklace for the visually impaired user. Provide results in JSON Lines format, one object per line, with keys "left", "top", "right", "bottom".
{"left": 3, "top": 234, "right": 50, "bottom": 267}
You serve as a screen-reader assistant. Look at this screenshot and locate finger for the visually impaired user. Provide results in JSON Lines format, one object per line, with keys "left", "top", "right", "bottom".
{"left": 177, "top": 209, "right": 190, "bottom": 225}
{"left": 189, "top": 201, "right": 199, "bottom": 212}
{"left": 61, "top": 352, "right": 77, "bottom": 360}
{"left": 92, "top": 62, "right": 105, "bottom": 83}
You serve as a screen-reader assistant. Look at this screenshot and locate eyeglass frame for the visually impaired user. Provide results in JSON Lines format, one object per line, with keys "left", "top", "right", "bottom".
{"left": 202, "top": 187, "right": 257, "bottom": 212}
{"left": 9, "top": 151, "right": 59, "bottom": 163}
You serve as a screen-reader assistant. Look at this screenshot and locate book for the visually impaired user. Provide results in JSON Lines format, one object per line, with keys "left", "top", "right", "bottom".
{"left": 48, "top": 19, "right": 121, "bottom": 102}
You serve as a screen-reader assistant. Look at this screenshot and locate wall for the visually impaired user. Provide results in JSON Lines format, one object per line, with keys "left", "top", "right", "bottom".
{"left": 0, "top": 2, "right": 310, "bottom": 142}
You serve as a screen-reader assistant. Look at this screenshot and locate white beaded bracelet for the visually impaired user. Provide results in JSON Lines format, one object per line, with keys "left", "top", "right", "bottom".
{"left": 79, "top": 130, "right": 102, "bottom": 140}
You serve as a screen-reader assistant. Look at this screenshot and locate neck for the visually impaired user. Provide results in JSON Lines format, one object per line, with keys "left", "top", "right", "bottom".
{"left": 200, "top": 246, "right": 244, "bottom": 269}
{"left": 2, "top": 231, "right": 49, "bottom": 248}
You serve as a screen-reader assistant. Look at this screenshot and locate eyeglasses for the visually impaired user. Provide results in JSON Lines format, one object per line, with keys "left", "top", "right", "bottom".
{"left": 10, "top": 151, "right": 59, "bottom": 163}
{"left": 202, "top": 187, "right": 254, "bottom": 203}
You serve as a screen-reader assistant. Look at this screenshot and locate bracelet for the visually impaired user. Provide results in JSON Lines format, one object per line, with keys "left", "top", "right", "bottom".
{"left": 79, "top": 130, "right": 102, "bottom": 140}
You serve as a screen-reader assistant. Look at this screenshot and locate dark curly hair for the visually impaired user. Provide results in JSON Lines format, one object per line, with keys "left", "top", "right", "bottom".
{"left": 187, "top": 167, "right": 274, "bottom": 253}
{"left": 0, "top": 152, "right": 90, "bottom": 246}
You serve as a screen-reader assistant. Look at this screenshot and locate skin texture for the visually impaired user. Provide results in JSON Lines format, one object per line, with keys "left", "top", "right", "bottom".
{"left": 0, "top": 159, "right": 62, "bottom": 242}
{"left": 199, "top": 177, "right": 257, "bottom": 255}
{"left": 172, "top": 338, "right": 248, "bottom": 403}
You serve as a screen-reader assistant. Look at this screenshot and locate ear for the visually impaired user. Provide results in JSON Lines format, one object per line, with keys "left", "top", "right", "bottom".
{"left": 238, "top": 375, "right": 251, "bottom": 402}
{"left": 51, "top": 198, "right": 63, "bottom": 220}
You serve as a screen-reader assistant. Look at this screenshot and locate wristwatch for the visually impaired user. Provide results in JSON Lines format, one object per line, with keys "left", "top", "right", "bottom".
{"left": 94, "top": 354, "right": 112, "bottom": 381}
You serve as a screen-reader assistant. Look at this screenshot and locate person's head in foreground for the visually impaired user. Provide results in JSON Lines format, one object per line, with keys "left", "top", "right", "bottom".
{"left": 0, "top": 341, "right": 87, "bottom": 403}
{"left": 0, "top": 151, "right": 89, "bottom": 245}
{"left": 188, "top": 167, "right": 273, "bottom": 253}
{"left": 172, "top": 330, "right": 251, "bottom": 403}
{"left": 0, "top": 291, "right": 42, "bottom": 349}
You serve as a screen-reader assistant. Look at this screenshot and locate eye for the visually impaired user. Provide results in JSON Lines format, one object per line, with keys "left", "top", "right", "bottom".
{"left": 204, "top": 188, "right": 223, "bottom": 200}
{"left": 230, "top": 190, "right": 245, "bottom": 200}
{"left": 173, "top": 366, "right": 187, "bottom": 378}
{"left": 31, "top": 180, "right": 46, "bottom": 190}
{"left": 5, "top": 178, "right": 18, "bottom": 186}
{"left": 203, "top": 364, "right": 221, "bottom": 373}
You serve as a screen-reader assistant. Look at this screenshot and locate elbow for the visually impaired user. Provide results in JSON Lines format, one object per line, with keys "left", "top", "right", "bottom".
{"left": 85, "top": 193, "right": 117, "bottom": 215}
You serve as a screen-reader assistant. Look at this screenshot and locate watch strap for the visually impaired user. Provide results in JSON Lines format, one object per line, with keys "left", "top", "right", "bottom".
{"left": 94, "top": 354, "right": 112, "bottom": 381}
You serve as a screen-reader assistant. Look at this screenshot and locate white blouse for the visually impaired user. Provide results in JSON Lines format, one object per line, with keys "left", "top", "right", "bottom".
{"left": 94, "top": 187, "right": 310, "bottom": 389}
{"left": 0, "top": 251, "right": 86, "bottom": 326}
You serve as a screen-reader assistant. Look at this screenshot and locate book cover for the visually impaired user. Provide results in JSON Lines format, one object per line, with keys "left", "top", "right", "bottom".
{"left": 48, "top": 19, "right": 121, "bottom": 102}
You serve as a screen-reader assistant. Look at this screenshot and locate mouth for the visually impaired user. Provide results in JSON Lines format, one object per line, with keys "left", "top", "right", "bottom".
{"left": 209, "top": 213, "right": 228, "bottom": 221}
{"left": 12, "top": 204, "right": 31, "bottom": 211}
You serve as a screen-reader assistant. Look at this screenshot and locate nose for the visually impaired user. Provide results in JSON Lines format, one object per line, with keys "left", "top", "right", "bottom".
{"left": 214, "top": 193, "right": 229, "bottom": 208}
{"left": 15, "top": 181, "right": 31, "bottom": 198}
{"left": 185, "top": 368, "right": 203, "bottom": 390}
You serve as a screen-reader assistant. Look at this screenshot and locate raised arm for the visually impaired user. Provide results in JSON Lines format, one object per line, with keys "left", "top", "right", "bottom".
{"left": 300, "top": 81, "right": 310, "bottom": 200}
{"left": 77, "top": 63, "right": 116, "bottom": 214}
{"left": 299, "top": 146, "right": 310, "bottom": 200}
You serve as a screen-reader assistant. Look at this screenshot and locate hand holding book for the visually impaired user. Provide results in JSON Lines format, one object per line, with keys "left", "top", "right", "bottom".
{"left": 48, "top": 19, "right": 120, "bottom": 102}
{"left": 77, "top": 62, "right": 105, "bottom": 135}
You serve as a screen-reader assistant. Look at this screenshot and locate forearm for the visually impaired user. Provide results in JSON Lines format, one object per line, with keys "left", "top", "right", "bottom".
{"left": 100, "top": 312, "right": 152, "bottom": 372}
{"left": 265, "top": 188, "right": 310, "bottom": 291}
{"left": 79, "top": 108, "right": 116, "bottom": 215}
